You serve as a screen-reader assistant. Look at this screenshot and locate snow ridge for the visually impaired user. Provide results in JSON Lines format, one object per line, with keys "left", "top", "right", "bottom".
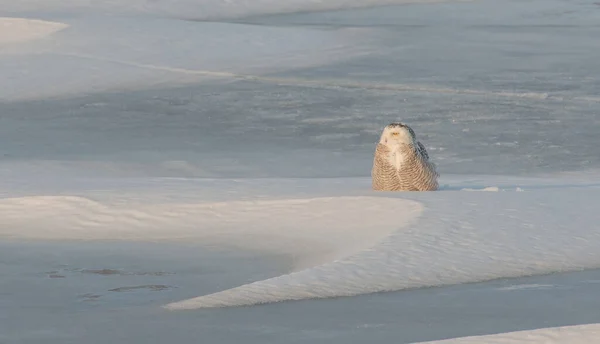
{"left": 164, "top": 185, "right": 600, "bottom": 310}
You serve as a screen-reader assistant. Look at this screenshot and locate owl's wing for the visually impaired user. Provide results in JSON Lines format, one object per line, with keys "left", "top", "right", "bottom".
{"left": 411, "top": 142, "right": 440, "bottom": 190}
{"left": 416, "top": 141, "right": 429, "bottom": 160}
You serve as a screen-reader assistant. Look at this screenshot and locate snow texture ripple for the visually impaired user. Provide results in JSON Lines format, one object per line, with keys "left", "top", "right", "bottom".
{"left": 164, "top": 184, "right": 600, "bottom": 309}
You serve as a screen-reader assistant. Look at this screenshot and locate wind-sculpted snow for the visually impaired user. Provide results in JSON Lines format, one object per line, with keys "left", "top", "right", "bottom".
{"left": 2, "top": 177, "right": 599, "bottom": 311}
{"left": 164, "top": 185, "right": 600, "bottom": 310}
{"left": 0, "top": 195, "right": 422, "bottom": 272}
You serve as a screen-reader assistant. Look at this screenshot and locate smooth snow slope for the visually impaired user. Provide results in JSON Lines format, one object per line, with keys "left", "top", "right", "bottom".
{"left": 417, "top": 324, "right": 600, "bottom": 344}
{"left": 0, "top": 195, "right": 422, "bottom": 271}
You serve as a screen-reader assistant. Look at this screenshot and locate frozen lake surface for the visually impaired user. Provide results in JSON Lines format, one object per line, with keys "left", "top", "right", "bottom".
{"left": 3, "top": 240, "right": 600, "bottom": 344}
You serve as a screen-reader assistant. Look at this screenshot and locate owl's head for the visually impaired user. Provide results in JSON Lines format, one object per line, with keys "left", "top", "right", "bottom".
{"left": 379, "top": 122, "right": 416, "bottom": 145}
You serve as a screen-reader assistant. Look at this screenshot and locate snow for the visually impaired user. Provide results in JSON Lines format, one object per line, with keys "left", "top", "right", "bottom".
{"left": 162, "top": 176, "right": 600, "bottom": 310}
{"left": 0, "top": 195, "right": 422, "bottom": 271}
{"left": 2, "top": 0, "right": 600, "bottom": 342}
{"left": 416, "top": 324, "right": 600, "bottom": 344}
{"left": 0, "top": 17, "right": 68, "bottom": 44}
{"left": 4, "top": 174, "right": 600, "bottom": 311}
{"left": 4, "top": 0, "right": 468, "bottom": 20}
{"left": 0, "top": 16, "right": 371, "bottom": 101}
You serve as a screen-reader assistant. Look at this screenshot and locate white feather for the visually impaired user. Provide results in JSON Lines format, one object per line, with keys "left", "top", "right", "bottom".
{"left": 379, "top": 125, "right": 413, "bottom": 169}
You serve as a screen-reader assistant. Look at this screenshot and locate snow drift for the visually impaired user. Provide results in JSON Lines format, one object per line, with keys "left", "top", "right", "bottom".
{"left": 417, "top": 323, "right": 600, "bottom": 344}
{"left": 164, "top": 182, "right": 600, "bottom": 309}
{"left": 0, "top": 195, "right": 422, "bottom": 271}
{"left": 0, "top": 17, "right": 68, "bottom": 44}
{"left": 2, "top": 177, "right": 599, "bottom": 310}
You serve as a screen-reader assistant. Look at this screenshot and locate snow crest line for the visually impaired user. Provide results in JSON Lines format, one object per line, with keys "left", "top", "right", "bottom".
{"left": 164, "top": 187, "right": 600, "bottom": 310}
{"left": 56, "top": 52, "right": 598, "bottom": 103}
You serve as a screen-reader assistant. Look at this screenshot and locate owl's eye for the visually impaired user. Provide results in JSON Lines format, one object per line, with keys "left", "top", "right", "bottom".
{"left": 391, "top": 132, "right": 399, "bottom": 136}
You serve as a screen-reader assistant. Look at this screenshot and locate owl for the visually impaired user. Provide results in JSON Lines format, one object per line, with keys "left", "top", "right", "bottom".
{"left": 371, "top": 122, "right": 439, "bottom": 191}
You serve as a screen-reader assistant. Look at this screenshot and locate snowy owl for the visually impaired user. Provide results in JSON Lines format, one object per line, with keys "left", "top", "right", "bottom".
{"left": 371, "top": 122, "right": 439, "bottom": 191}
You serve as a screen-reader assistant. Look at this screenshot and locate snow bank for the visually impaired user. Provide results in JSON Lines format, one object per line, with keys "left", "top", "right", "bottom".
{"left": 0, "top": 17, "right": 68, "bottom": 44}
{"left": 2, "top": 176, "right": 599, "bottom": 310}
{"left": 164, "top": 182, "right": 600, "bottom": 310}
{"left": 416, "top": 324, "right": 600, "bottom": 344}
{"left": 4, "top": 0, "right": 468, "bottom": 20}
{"left": 0, "top": 195, "right": 422, "bottom": 271}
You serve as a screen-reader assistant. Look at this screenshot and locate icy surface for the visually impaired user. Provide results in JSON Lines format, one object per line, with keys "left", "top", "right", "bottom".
{"left": 1, "top": 0, "right": 600, "bottom": 342}
{"left": 2, "top": 0, "right": 600, "bottom": 175}
{"left": 4, "top": 0, "right": 467, "bottom": 20}
{"left": 5, "top": 240, "right": 600, "bottom": 344}
{"left": 0, "top": 17, "right": 371, "bottom": 101}
{"left": 417, "top": 324, "right": 600, "bottom": 344}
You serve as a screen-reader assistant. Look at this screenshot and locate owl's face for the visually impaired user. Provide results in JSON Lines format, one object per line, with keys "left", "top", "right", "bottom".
{"left": 379, "top": 122, "right": 416, "bottom": 146}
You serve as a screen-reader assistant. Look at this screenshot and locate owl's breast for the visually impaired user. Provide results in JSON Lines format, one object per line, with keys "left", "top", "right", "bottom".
{"left": 386, "top": 146, "right": 406, "bottom": 170}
